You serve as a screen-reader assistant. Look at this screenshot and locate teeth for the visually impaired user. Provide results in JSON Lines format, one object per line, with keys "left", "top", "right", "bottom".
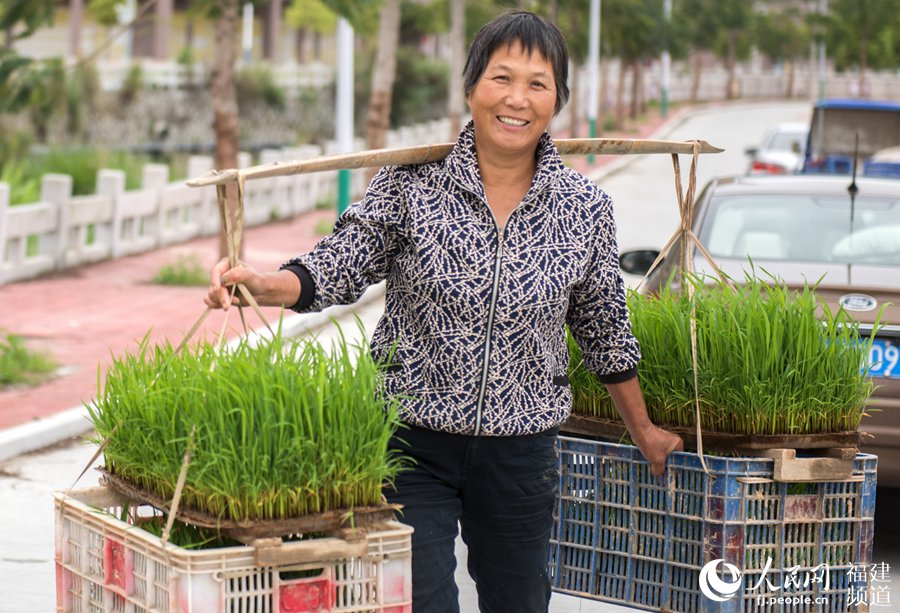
{"left": 498, "top": 116, "right": 527, "bottom": 126}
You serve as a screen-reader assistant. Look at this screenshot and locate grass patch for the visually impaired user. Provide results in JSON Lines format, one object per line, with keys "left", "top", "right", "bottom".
{"left": 313, "top": 217, "right": 335, "bottom": 235}
{"left": 152, "top": 254, "right": 208, "bottom": 286}
{"left": 314, "top": 194, "right": 336, "bottom": 210}
{"left": 569, "top": 273, "right": 876, "bottom": 436}
{"left": 88, "top": 325, "right": 405, "bottom": 522}
{"left": 0, "top": 333, "right": 58, "bottom": 388}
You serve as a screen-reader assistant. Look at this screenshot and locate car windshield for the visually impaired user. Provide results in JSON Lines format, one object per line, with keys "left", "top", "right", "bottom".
{"left": 700, "top": 194, "right": 900, "bottom": 266}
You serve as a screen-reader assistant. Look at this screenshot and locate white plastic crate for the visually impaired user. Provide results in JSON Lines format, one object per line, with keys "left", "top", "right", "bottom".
{"left": 55, "top": 486, "right": 413, "bottom": 613}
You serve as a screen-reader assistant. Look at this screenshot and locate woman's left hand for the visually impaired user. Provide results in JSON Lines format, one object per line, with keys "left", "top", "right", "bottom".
{"left": 632, "top": 424, "right": 684, "bottom": 477}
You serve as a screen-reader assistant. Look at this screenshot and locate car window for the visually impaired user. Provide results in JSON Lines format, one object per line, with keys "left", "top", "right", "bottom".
{"left": 767, "top": 131, "right": 806, "bottom": 153}
{"left": 699, "top": 195, "right": 900, "bottom": 265}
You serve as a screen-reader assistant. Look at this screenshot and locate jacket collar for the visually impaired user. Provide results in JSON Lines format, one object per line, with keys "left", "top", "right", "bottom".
{"left": 445, "top": 120, "right": 565, "bottom": 205}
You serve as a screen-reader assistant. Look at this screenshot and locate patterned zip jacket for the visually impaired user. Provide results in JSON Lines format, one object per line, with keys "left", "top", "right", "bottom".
{"left": 283, "top": 122, "right": 640, "bottom": 436}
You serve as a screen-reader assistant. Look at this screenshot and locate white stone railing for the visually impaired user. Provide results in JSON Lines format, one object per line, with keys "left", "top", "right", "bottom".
{"left": 0, "top": 118, "right": 452, "bottom": 286}
{"left": 95, "top": 59, "right": 334, "bottom": 92}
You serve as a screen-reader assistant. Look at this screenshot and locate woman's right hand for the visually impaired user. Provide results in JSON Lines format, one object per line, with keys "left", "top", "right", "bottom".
{"left": 205, "top": 257, "right": 263, "bottom": 310}
{"left": 205, "top": 258, "right": 302, "bottom": 310}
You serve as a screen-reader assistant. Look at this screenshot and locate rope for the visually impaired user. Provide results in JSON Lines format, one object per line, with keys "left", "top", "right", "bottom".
{"left": 161, "top": 426, "right": 197, "bottom": 547}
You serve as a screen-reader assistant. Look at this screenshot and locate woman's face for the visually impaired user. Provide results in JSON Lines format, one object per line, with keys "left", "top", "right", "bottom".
{"left": 467, "top": 41, "right": 557, "bottom": 161}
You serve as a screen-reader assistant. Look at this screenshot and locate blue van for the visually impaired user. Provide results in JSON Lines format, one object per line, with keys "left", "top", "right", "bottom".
{"left": 802, "top": 98, "right": 900, "bottom": 178}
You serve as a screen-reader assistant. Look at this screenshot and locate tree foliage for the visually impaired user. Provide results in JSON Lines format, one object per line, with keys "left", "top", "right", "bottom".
{"left": 286, "top": 0, "right": 339, "bottom": 34}
{"left": 753, "top": 8, "right": 810, "bottom": 65}
{"left": 824, "top": 0, "right": 900, "bottom": 72}
{"left": 0, "top": 0, "right": 56, "bottom": 113}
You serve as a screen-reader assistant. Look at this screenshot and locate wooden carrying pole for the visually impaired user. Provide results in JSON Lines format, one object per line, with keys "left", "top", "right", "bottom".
{"left": 186, "top": 138, "right": 723, "bottom": 187}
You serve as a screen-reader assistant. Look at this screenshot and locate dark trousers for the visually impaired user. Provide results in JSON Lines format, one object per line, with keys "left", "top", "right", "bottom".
{"left": 385, "top": 423, "right": 560, "bottom": 613}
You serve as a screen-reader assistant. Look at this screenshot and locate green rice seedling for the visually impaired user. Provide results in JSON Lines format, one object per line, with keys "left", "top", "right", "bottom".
{"left": 88, "top": 325, "right": 404, "bottom": 522}
{"left": 134, "top": 514, "right": 241, "bottom": 549}
{"left": 569, "top": 272, "right": 876, "bottom": 436}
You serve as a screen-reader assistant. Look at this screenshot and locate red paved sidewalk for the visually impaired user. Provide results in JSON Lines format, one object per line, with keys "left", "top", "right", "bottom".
{"left": 0, "top": 107, "right": 676, "bottom": 431}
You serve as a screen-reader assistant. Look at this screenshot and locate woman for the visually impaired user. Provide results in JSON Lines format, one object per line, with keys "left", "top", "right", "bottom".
{"left": 207, "top": 11, "right": 682, "bottom": 612}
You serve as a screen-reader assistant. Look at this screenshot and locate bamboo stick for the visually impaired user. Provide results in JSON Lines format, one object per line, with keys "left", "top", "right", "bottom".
{"left": 186, "top": 138, "right": 724, "bottom": 188}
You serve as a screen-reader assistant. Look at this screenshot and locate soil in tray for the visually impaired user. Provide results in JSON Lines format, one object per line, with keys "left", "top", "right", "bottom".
{"left": 100, "top": 468, "right": 401, "bottom": 542}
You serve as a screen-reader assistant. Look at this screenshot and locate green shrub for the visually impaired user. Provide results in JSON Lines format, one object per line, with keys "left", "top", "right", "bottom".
{"left": 31, "top": 149, "right": 151, "bottom": 195}
{"left": 390, "top": 48, "right": 448, "bottom": 126}
{"left": 569, "top": 273, "right": 876, "bottom": 436}
{"left": 2, "top": 148, "right": 166, "bottom": 205}
{"left": 1, "top": 160, "right": 41, "bottom": 205}
{"left": 0, "top": 332, "right": 58, "bottom": 387}
{"left": 236, "top": 66, "right": 286, "bottom": 111}
{"left": 119, "top": 63, "right": 144, "bottom": 107}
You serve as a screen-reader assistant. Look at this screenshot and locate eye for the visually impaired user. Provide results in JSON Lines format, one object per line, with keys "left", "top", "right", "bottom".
{"left": 493, "top": 74, "right": 510, "bottom": 82}
{"left": 531, "top": 80, "right": 548, "bottom": 89}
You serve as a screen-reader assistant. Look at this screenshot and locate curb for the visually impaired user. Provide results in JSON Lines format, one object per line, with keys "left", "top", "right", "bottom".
{"left": 0, "top": 283, "right": 387, "bottom": 464}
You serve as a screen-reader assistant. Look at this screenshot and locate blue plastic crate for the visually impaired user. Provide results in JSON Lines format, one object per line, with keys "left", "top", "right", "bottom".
{"left": 863, "top": 160, "right": 900, "bottom": 178}
{"left": 549, "top": 436, "right": 877, "bottom": 612}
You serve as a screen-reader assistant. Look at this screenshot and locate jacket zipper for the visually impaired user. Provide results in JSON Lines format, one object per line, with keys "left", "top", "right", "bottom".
{"left": 473, "top": 223, "right": 506, "bottom": 436}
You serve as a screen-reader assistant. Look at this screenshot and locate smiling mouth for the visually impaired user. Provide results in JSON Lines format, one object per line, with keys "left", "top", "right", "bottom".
{"left": 497, "top": 116, "right": 528, "bottom": 127}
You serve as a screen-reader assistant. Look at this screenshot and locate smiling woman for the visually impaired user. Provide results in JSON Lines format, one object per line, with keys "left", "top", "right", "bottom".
{"left": 202, "top": 10, "right": 682, "bottom": 612}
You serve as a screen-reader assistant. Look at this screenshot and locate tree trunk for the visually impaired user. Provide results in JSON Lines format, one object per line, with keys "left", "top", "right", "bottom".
{"left": 615, "top": 59, "right": 627, "bottom": 130}
{"left": 599, "top": 54, "right": 609, "bottom": 116}
{"left": 568, "top": 61, "right": 579, "bottom": 137}
{"left": 264, "top": 0, "right": 282, "bottom": 62}
{"left": 858, "top": 29, "right": 869, "bottom": 97}
{"left": 294, "top": 28, "right": 306, "bottom": 64}
{"left": 212, "top": 0, "right": 241, "bottom": 260}
{"left": 629, "top": 61, "right": 640, "bottom": 120}
{"left": 785, "top": 60, "right": 794, "bottom": 98}
{"left": 447, "top": 0, "right": 465, "bottom": 139}
{"left": 690, "top": 52, "right": 702, "bottom": 102}
{"left": 364, "top": 0, "right": 401, "bottom": 183}
{"left": 69, "top": 0, "right": 84, "bottom": 58}
{"left": 725, "top": 30, "right": 737, "bottom": 100}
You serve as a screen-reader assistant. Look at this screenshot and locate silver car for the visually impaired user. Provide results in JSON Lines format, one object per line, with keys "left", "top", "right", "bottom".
{"left": 620, "top": 174, "right": 900, "bottom": 484}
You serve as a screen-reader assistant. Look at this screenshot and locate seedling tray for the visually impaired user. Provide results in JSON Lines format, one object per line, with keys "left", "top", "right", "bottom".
{"left": 562, "top": 413, "right": 863, "bottom": 451}
{"left": 100, "top": 468, "right": 402, "bottom": 543}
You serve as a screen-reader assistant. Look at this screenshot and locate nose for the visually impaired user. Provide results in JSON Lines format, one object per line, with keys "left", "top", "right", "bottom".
{"left": 504, "top": 82, "right": 528, "bottom": 108}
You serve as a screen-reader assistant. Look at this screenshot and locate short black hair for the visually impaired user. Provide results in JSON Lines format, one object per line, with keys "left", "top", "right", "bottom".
{"left": 463, "top": 11, "right": 570, "bottom": 116}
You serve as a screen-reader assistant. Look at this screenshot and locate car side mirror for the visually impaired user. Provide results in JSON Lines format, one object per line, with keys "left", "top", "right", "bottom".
{"left": 744, "top": 147, "right": 758, "bottom": 157}
{"left": 619, "top": 249, "right": 660, "bottom": 276}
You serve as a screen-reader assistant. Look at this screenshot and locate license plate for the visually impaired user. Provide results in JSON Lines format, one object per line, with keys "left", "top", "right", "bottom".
{"left": 869, "top": 338, "right": 900, "bottom": 379}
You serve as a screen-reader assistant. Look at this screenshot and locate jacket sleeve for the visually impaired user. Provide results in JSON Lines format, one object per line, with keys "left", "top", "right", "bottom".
{"left": 279, "top": 165, "right": 406, "bottom": 313}
{"left": 565, "top": 189, "right": 641, "bottom": 383}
